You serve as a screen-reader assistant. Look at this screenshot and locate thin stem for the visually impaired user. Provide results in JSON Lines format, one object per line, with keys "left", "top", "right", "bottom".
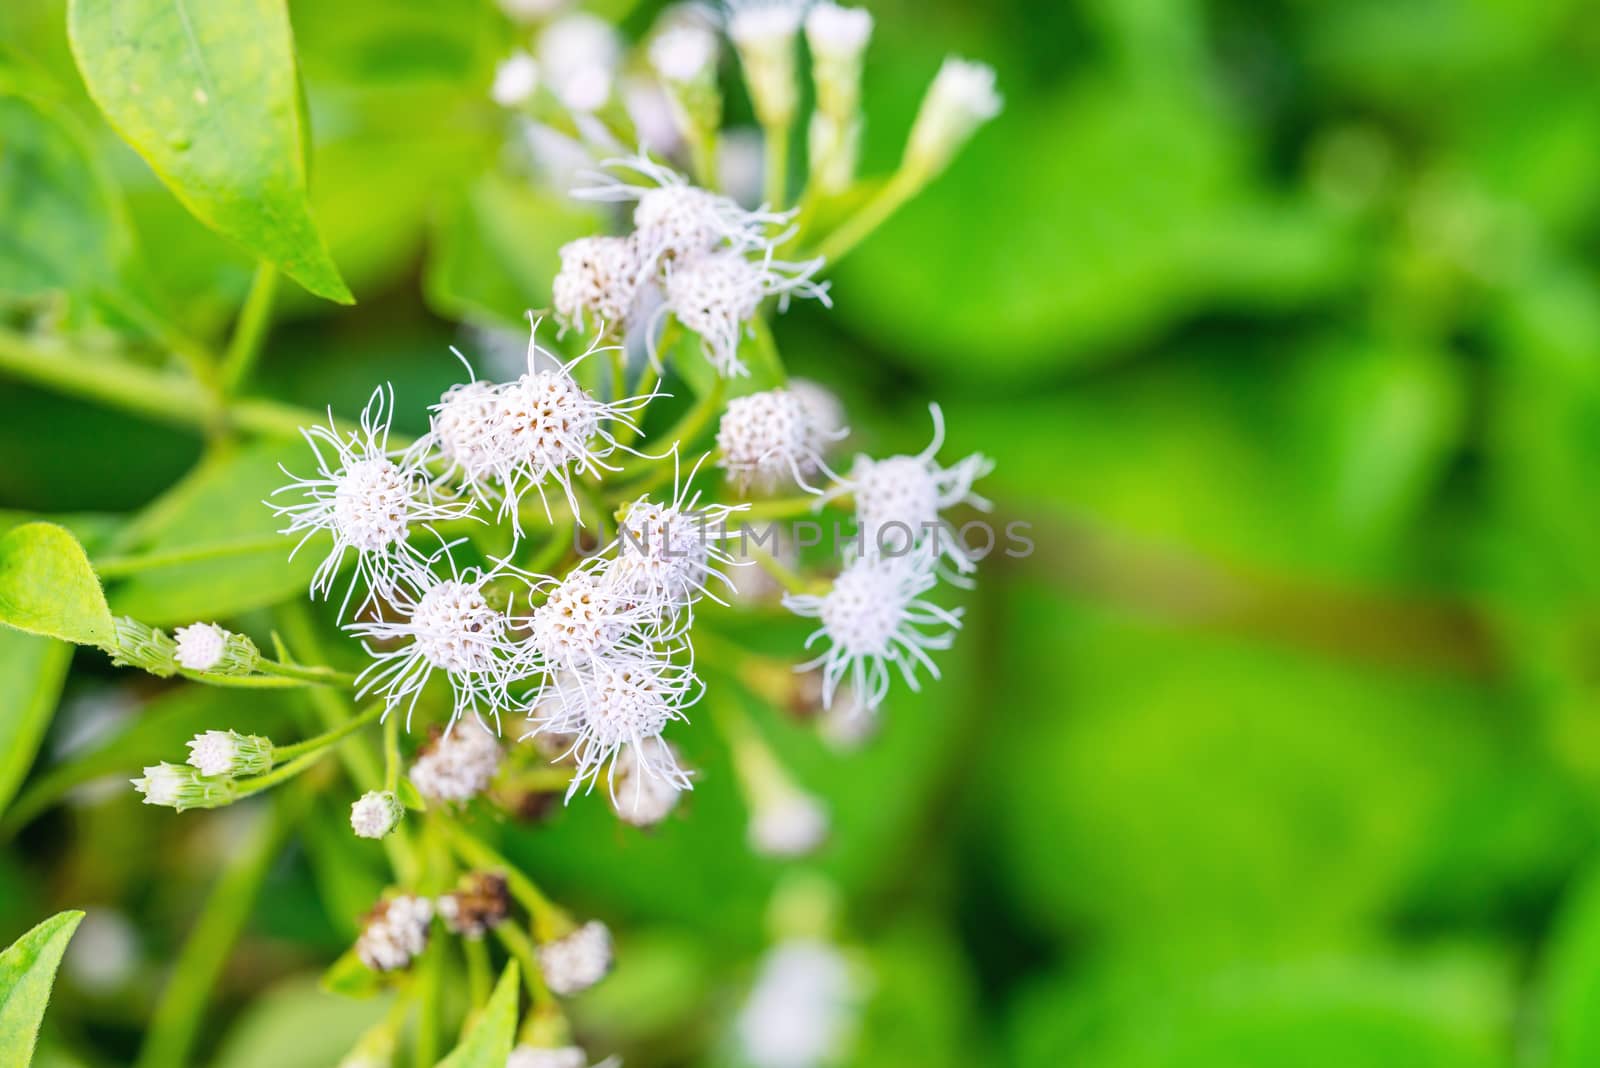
{"left": 763, "top": 121, "right": 790, "bottom": 211}
{"left": 811, "top": 170, "right": 919, "bottom": 265}
{"left": 255, "top": 657, "right": 357, "bottom": 687}
{"left": 134, "top": 787, "right": 304, "bottom": 1068}
{"left": 614, "top": 379, "right": 726, "bottom": 481}
{"left": 221, "top": 262, "right": 280, "bottom": 393}
{"left": 740, "top": 494, "right": 827, "bottom": 520}
{"left": 231, "top": 746, "right": 333, "bottom": 800}
{"left": 464, "top": 935, "right": 492, "bottom": 1010}
{"left": 746, "top": 543, "right": 812, "bottom": 596}
{"left": 272, "top": 700, "right": 384, "bottom": 762}
{"left": 438, "top": 818, "right": 570, "bottom": 940}
{"left": 173, "top": 668, "right": 319, "bottom": 690}
{"left": 494, "top": 921, "right": 552, "bottom": 1007}
{"left": 384, "top": 712, "right": 402, "bottom": 793}
{"left": 92, "top": 535, "right": 292, "bottom": 577}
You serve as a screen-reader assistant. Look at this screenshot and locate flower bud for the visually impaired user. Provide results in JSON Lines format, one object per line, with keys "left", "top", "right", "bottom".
{"left": 131, "top": 763, "right": 236, "bottom": 812}
{"left": 807, "top": 111, "right": 860, "bottom": 195}
{"left": 186, "top": 730, "right": 273, "bottom": 777}
{"left": 107, "top": 616, "right": 178, "bottom": 678}
{"left": 750, "top": 788, "right": 829, "bottom": 858}
{"left": 493, "top": 52, "right": 540, "bottom": 108}
{"left": 729, "top": 1, "right": 803, "bottom": 129}
{"left": 173, "top": 622, "right": 260, "bottom": 675}
{"left": 539, "top": 920, "right": 614, "bottom": 995}
{"left": 651, "top": 23, "right": 723, "bottom": 150}
{"left": 902, "top": 57, "right": 1002, "bottom": 184}
{"left": 804, "top": 3, "right": 872, "bottom": 119}
{"left": 350, "top": 790, "right": 405, "bottom": 840}
{"left": 357, "top": 894, "right": 433, "bottom": 972}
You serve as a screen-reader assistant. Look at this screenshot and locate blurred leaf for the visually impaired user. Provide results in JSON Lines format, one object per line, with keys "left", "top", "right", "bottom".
{"left": 0, "top": 910, "right": 83, "bottom": 1064}
{"left": 425, "top": 172, "right": 599, "bottom": 327}
{"left": 106, "top": 442, "right": 322, "bottom": 624}
{"left": 208, "top": 977, "right": 390, "bottom": 1068}
{"left": 436, "top": 961, "right": 517, "bottom": 1068}
{"left": 847, "top": 921, "right": 978, "bottom": 1068}
{"left": 300, "top": 799, "right": 388, "bottom": 940}
{"left": 0, "top": 522, "right": 113, "bottom": 646}
{"left": 320, "top": 948, "right": 384, "bottom": 1000}
{"left": 0, "top": 90, "right": 130, "bottom": 303}
{"left": 1538, "top": 862, "right": 1600, "bottom": 1066}
{"left": 67, "top": 0, "right": 352, "bottom": 302}
{"left": 0, "top": 631, "right": 71, "bottom": 821}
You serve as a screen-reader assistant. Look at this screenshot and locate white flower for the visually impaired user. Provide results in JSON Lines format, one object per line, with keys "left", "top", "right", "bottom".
{"left": 573, "top": 154, "right": 792, "bottom": 266}
{"left": 788, "top": 378, "right": 847, "bottom": 454}
{"left": 519, "top": 565, "right": 680, "bottom": 671}
{"left": 357, "top": 895, "right": 433, "bottom": 972}
{"left": 804, "top": 4, "right": 871, "bottom": 120}
{"left": 607, "top": 452, "right": 748, "bottom": 610}
{"left": 609, "top": 736, "right": 687, "bottom": 826}
{"left": 509, "top": 1047, "right": 621, "bottom": 1068}
{"left": 349, "top": 562, "right": 519, "bottom": 728}
{"left": 493, "top": 52, "right": 540, "bottom": 107}
{"left": 782, "top": 550, "right": 961, "bottom": 710}
{"left": 271, "top": 385, "right": 467, "bottom": 617}
{"left": 409, "top": 723, "right": 504, "bottom": 803}
{"left": 828, "top": 403, "right": 993, "bottom": 569}
{"left": 131, "top": 762, "right": 235, "bottom": 811}
{"left": 717, "top": 386, "right": 844, "bottom": 492}
{"left": 350, "top": 790, "right": 404, "bottom": 839}
{"left": 552, "top": 235, "right": 648, "bottom": 334}
{"left": 727, "top": 0, "right": 804, "bottom": 126}
{"left": 538, "top": 13, "right": 622, "bottom": 112}
{"left": 539, "top": 920, "right": 614, "bottom": 995}
{"left": 737, "top": 940, "right": 860, "bottom": 1068}
{"left": 172, "top": 622, "right": 259, "bottom": 675}
{"left": 423, "top": 326, "right": 658, "bottom": 531}
{"left": 649, "top": 23, "right": 719, "bottom": 85}
{"left": 662, "top": 248, "right": 829, "bottom": 376}
{"left": 749, "top": 787, "right": 828, "bottom": 857}
{"left": 524, "top": 655, "right": 700, "bottom": 800}
{"left": 186, "top": 730, "right": 272, "bottom": 777}
{"left": 903, "top": 57, "right": 1002, "bottom": 181}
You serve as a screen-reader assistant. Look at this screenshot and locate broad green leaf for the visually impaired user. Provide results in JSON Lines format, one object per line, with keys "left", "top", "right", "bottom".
{"left": 0, "top": 522, "right": 114, "bottom": 646}
{"left": 437, "top": 961, "right": 518, "bottom": 1068}
{"left": 0, "top": 631, "right": 71, "bottom": 821}
{"left": 0, "top": 910, "right": 84, "bottom": 1064}
{"left": 106, "top": 442, "right": 323, "bottom": 624}
{"left": 67, "top": 0, "right": 352, "bottom": 303}
{"left": 0, "top": 90, "right": 130, "bottom": 302}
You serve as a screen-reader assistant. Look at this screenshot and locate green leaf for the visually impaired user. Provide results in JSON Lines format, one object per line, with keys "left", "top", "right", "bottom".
{"left": 319, "top": 948, "right": 384, "bottom": 999}
{"left": 1539, "top": 862, "right": 1600, "bottom": 1066}
{"left": 0, "top": 90, "right": 131, "bottom": 302}
{"left": 106, "top": 443, "right": 323, "bottom": 624}
{"left": 437, "top": 961, "right": 518, "bottom": 1068}
{"left": 0, "top": 522, "right": 114, "bottom": 646}
{"left": 0, "top": 910, "right": 84, "bottom": 1064}
{"left": 66, "top": 0, "right": 352, "bottom": 303}
{"left": 209, "top": 978, "right": 390, "bottom": 1068}
{"left": 0, "top": 631, "right": 72, "bottom": 822}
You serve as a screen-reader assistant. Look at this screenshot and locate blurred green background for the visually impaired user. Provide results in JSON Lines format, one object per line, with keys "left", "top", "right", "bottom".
{"left": 6, "top": 0, "right": 1600, "bottom": 1064}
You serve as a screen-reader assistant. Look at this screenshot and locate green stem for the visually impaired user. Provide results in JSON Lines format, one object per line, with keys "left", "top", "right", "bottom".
{"left": 739, "top": 493, "right": 826, "bottom": 520}
{"left": 174, "top": 668, "right": 322, "bottom": 690}
{"left": 134, "top": 787, "right": 305, "bottom": 1068}
{"left": 763, "top": 121, "right": 790, "bottom": 211}
{"left": 255, "top": 657, "right": 357, "bottom": 687}
{"left": 464, "top": 936, "right": 492, "bottom": 1010}
{"left": 384, "top": 712, "right": 402, "bottom": 793}
{"left": 232, "top": 746, "right": 333, "bottom": 800}
{"left": 438, "top": 819, "right": 570, "bottom": 940}
{"left": 272, "top": 700, "right": 384, "bottom": 762}
{"left": 221, "top": 262, "right": 280, "bottom": 393}
{"left": 92, "top": 535, "right": 291, "bottom": 577}
{"left": 811, "top": 170, "right": 919, "bottom": 265}
{"left": 614, "top": 378, "right": 726, "bottom": 481}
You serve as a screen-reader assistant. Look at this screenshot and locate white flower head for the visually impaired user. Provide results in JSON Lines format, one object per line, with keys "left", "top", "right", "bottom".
{"left": 186, "top": 730, "right": 272, "bottom": 777}
{"left": 574, "top": 154, "right": 794, "bottom": 267}
{"left": 526, "top": 655, "right": 701, "bottom": 802}
{"left": 519, "top": 563, "right": 683, "bottom": 673}
{"left": 830, "top": 403, "right": 994, "bottom": 571}
{"left": 749, "top": 787, "right": 829, "bottom": 857}
{"left": 357, "top": 894, "right": 433, "bottom": 972}
{"left": 423, "top": 324, "right": 660, "bottom": 532}
{"left": 409, "top": 722, "right": 505, "bottom": 803}
{"left": 607, "top": 450, "right": 749, "bottom": 611}
{"left": 540, "top": 919, "right": 614, "bottom": 995}
{"left": 717, "top": 386, "right": 845, "bottom": 492}
{"left": 727, "top": 0, "right": 805, "bottom": 126}
{"left": 493, "top": 51, "right": 540, "bottom": 107}
{"left": 650, "top": 23, "right": 719, "bottom": 85}
{"left": 173, "top": 623, "right": 259, "bottom": 676}
{"left": 662, "top": 248, "right": 830, "bottom": 376}
{"left": 350, "top": 790, "right": 405, "bottom": 839}
{"left": 804, "top": 3, "right": 871, "bottom": 120}
{"left": 271, "top": 385, "right": 468, "bottom": 618}
{"left": 737, "top": 939, "right": 861, "bottom": 1068}
{"left": 349, "top": 554, "right": 520, "bottom": 729}
{"left": 132, "top": 762, "right": 235, "bottom": 812}
{"left": 552, "top": 235, "right": 648, "bottom": 335}
{"left": 609, "top": 736, "right": 688, "bottom": 826}
{"left": 788, "top": 378, "right": 847, "bottom": 454}
{"left": 783, "top": 549, "right": 962, "bottom": 710}
{"left": 904, "top": 57, "right": 1002, "bottom": 181}
{"left": 538, "top": 13, "right": 622, "bottom": 112}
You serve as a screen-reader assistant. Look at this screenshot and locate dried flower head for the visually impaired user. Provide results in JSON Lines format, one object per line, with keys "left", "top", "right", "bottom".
{"left": 539, "top": 919, "right": 615, "bottom": 995}
{"left": 437, "top": 871, "right": 512, "bottom": 938}
{"left": 409, "top": 724, "right": 505, "bottom": 803}
{"left": 357, "top": 894, "right": 433, "bottom": 972}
